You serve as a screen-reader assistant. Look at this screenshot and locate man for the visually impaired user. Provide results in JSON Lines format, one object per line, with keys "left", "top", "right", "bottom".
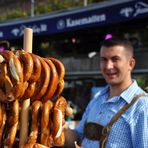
{"left": 64, "top": 38, "right": 148, "bottom": 148}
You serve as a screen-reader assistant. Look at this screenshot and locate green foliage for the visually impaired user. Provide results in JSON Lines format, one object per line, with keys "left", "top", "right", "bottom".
{"left": 0, "top": 15, "right": 6, "bottom": 21}
{"left": 0, "top": 0, "right": 101, "bottom": 20}
{"left": 0, "top": 10, "right": 28, "bottom": 21}
{"left": 5, "top": 10, "right": 28, "bottom": 20}
{"left": 35, "top": 5, "right": 52, "bottom": 15}
{"left": 35, "top": 0, "right": 84, "bottom": 15}
{"left": 135, "top": 75, "right": 148, "bottom": 89}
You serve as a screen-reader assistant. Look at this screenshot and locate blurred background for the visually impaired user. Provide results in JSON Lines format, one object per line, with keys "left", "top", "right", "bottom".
{"left": 0, "top": 0, "right": 148, "bottom": 120}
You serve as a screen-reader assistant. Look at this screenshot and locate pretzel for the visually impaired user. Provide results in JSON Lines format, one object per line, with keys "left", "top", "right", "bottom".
{"left": 48, "top": 57, "right": 65, "bottom": 80}
{"left": 40, "top": 100, "right": 53, "bottom": 147}
{"left": 0, "top": 50, "right": 69, "bottom": 147}
{"left": 52, "top": 96, "right": 67, "bottom": 146}
{"left": 1, "top": 50, "right": 24, "bottom": 98}
{"left": 48, "top": 57, "right": 65, "bottom": 99}
{"left": 30, "top": 56, "right": 50, "bottom": 102}
{"left": 0, "top": 61, "right": 14, "bottom": 102}
{"left": 18, "top": 82, "right": 29, "bottom": 99}
{"left": 53, "top": 132, "right": 65, "bottom": 147}
{"left": 15, "top": 50, "right": 33, "bottom": 82}
{"left": 1, "top": 50, "right": 23, "bottom": 81}
{"left": 28, "top": 100, "right": 42, "bottom": 144}
{"left": 21, "top": 82, "right": 36, "bottom": 101}
{"left": 4, "top": 75, "right": 15, "bottom": 102}
{"left": 0, "top": 103, "right": 6, "bottom": 147}
{"left": 52, "top": 79, "right": 65, "bottom": 99}
{"left": 4, "top": 99, "right": 19, "bottom": 148}
{"left": 0, "top": 62, "right": 7, "bottom": 87}
{"left": 42, "top": 58, "right": 59, "bottom": 102}
{"left": 29, "top": 53, "right": 41, "bottom": 83}
{"left": 22, "top": 143, "right": 49, "bottom": 148}
{"left": 0, "top": 103, "right": 2, "bottom": 128}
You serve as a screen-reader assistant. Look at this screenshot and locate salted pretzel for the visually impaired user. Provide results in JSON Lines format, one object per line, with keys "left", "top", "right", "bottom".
{"left": 0, "top": 62, "right": 7, "bottom": 87}
{"left": 1, "top": 50, "right": 23, "bottom": 82}
{"left": 21, "top": 82, "right": 36, "bottom": 100}
{"left": 48, "top": 57, "right": 65, "bottom": 81}
{"left": 30, "top": 56, "right": 50, "bottom": 102}
{"left": 40, "top": 100, "right": 53, "bottom": 147}
{"left": 42, "top": 58, "right": 59, "bottom": 102}
{"left": 29, "top": 53, "right": 42, "bottom": 83}
{"left": 18, "top": 81, "right": 29, "bottom": 99}
{"left": 52, "top": 96, "right": 67, "bottom": 146}
{"left": 3, "top": 99, "right": 19, "bottom": 148}
{"left": 28, "top": 100, "right": 42, "bottom": 144}
{"left": 52, "top": 79, "right": 65, "bottom": 99}
{"left": 0, "top": 103, "right": 2, "bottom": 128}
{"left": 0, "top": 50, "right": 24, "bottom": 98}
{"left": 22, "top": 143, "right": 49, "bottom": 148}
{"left": 48, "top": 57, "right": 65, "bottom": 99}
{"left": 0, "top": 75, "right": 14, "bottom": 103}
{"left": 0, "top": 61, "right": 14, "bottom": 102}
{"left": 0, "top": 103, "right": 6, "bottom": 147}
{"left": 15, "top": 50, "right": 33, "bottom": 82}
{"left": 4, "top": 75, "right": 15, "bottom": 102}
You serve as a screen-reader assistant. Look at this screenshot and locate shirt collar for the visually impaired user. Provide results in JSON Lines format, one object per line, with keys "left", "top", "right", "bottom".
{"left": 97, "top": 80, "right": 139, "bottom": 104}
{"left": 120, "top": 80, "right": 139, "bottom": 104}
{"left": 99, "top": 85, "right": 109, "bottom": 96}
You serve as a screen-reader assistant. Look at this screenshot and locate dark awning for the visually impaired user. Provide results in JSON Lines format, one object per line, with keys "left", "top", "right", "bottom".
{"left": 0, "top": 0, "right": 148, "bottom": 40}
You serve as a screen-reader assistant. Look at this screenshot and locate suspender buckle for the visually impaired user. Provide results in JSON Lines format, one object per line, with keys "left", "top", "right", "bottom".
{"left": 102, "top": 125, "right": 111, "bottom": 136}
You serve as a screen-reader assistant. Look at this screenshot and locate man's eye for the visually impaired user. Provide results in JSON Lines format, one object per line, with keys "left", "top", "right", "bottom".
{"left": 112, "top": 57, "right": 120, "bottom": 62}
{"left": 100, "top": 58, "right": 107, "bottom": 62}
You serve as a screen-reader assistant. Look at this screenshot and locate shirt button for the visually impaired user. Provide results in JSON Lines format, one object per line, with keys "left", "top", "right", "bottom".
{"left": 99, "top": 111, "right": 102, "bottom": 115}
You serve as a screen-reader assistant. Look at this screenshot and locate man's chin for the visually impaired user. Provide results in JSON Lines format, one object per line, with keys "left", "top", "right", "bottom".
{"left": 106, "top": 80, "right": 118, "bottom": 86}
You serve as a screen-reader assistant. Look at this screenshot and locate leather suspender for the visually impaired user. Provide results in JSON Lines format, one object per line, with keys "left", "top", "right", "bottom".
{"left": 100, "top": 93, "right": 147, "bottom": 148}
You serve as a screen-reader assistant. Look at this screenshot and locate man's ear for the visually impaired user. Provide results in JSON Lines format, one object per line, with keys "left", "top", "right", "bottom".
{"left": 129, "top": 58, "right": 136, "bottom": 71}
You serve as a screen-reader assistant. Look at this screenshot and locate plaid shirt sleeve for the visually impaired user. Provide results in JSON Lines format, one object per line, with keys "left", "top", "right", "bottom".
{"left": 131, "top": 99, "right": 148, "bottom": 148}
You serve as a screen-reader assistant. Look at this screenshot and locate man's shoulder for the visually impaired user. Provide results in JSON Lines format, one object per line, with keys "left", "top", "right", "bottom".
{"left": 127, "top": 93, "right": 148, "bottom": 115}
{"left": 123, "top": 93, "right": 148, "bottom": 123}
{"left": 136, "top": 93, "right": 148, "bottom": 106}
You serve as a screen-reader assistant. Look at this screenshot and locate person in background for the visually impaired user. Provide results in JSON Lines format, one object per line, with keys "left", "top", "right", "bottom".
{"left": 145, "top": 86, "right": 148, "bottom": 93}
{"left": 64, "top": 37, "right": 148, "bottom": 148}
{"left": 0, "top": 40, "right": 10, "bottom": 52}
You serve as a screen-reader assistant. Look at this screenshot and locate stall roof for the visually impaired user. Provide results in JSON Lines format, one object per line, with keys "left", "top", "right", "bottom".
{"left": 0, "top": 0, "right": 148, "bottom": 40}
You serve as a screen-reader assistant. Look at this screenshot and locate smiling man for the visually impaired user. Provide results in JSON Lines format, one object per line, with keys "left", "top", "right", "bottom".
{"left": 64, "top": 38, "right": 148, "bottom": 148}
{"left": 100, "top": 38, "right": 135, "bottom": 98}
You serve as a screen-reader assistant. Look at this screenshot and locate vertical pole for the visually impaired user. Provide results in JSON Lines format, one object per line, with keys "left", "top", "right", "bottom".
{"left": 19, "top": 28, "right": 33, "bottom": 147}
{"left": 84, "top": 0, "right": 88, "bottom": 6}
{"left": 31, "top": 0, "right": 35, "bottom": 17}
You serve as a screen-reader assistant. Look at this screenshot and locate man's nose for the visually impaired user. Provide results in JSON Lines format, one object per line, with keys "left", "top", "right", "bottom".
{"left": 106, "top": 60, "right": 114, "bottom": 69}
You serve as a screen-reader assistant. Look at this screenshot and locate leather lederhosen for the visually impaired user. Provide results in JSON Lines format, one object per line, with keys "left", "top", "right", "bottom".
{"left": 83, "top": 93, "right": 147, "bottom": 148}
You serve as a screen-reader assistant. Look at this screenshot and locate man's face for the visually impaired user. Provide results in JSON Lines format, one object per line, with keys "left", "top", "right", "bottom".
{"left": 100, "top": 45, "right": 135, "bottom": 86}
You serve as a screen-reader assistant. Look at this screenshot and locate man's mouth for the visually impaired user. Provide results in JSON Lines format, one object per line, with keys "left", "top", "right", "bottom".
{"left": 106, "top": 72, "right": 117, "bottom": 78}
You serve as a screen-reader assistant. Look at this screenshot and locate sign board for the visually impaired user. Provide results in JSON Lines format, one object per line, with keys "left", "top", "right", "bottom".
{"left": 0, "top": 0, "right": 148, "bottom": 40}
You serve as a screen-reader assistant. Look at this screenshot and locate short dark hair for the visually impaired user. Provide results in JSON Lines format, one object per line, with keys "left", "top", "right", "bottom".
{"left": 101, "top": 37, "right": 134, "bottom": 57}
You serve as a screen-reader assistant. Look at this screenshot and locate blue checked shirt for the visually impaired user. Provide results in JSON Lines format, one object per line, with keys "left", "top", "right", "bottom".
{"left": 75, "top": 80, "right": 148, "bottom": 148}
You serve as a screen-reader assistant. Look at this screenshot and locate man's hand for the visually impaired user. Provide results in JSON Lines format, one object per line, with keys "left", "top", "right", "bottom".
{"left": 74, "top": 141, "right": 83, "bottom": 148}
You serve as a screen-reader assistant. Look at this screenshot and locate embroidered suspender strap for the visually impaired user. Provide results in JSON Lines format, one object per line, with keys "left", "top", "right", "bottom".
{"left": 100, "top": 93, "right": 147, "bottom": 148}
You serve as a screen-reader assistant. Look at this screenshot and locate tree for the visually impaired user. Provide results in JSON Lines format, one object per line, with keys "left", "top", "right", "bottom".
{"left": 0, "top": 0, "right": 105, "bottom": 21}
